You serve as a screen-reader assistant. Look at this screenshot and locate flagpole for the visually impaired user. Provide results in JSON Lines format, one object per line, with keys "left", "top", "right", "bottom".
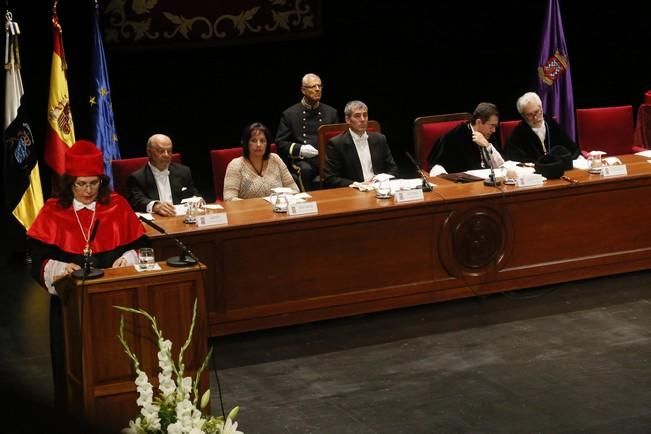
{"left": 4, "top": 9, "right": 45, "bottom": 232}
{"left": 45, "top": 0, "right": 76, "bottom": 187}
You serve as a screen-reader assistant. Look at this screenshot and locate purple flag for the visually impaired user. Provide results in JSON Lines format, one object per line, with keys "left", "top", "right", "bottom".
{"left": 536, "top": 0, "right": 576, "bottom": 140}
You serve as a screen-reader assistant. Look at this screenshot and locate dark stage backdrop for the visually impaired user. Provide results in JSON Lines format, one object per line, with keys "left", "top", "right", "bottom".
{"left": 2, "top": 0, "right": 650, "bottom": 228}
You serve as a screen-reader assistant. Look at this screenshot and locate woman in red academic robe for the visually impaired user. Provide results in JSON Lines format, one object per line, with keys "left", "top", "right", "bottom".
{"left": 26, "top": 140, "right": 146, "bottom": 411}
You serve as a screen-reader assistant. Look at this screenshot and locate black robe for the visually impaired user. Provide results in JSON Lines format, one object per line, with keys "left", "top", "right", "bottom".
{"left": 427, "top": 122, "right": 500, "bottom": 173}
{"left": 505, "top": 117, "right": 580, "bottom": 163}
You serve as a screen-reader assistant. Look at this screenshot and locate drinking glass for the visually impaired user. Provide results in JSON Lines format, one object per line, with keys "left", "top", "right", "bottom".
{"left": 375, "top": 179, "right": 392, "bottom": 198}
{"left": 271, "top": 192, "right": 288, "bottom": 212}
{"left": 138, "top": 248, "right": 155, "bottom": 270}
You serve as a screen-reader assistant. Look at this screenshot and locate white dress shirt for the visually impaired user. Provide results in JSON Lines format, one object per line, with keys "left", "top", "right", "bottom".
{"left": 532, "top": 125, "right": 547, "bottom": 153}
{"left": 146, "top": 162, "right": 173, "bottom": 213}
{"left": 350, "top": 129, "right": 375, "bottom": 182}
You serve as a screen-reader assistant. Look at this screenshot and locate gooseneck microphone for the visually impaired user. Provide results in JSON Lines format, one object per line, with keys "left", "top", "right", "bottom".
{"left": 405, "top": 152, "right": 433, "bottom": 192}
{"left": 138, "top": 215, "right": 198, "bottom": 267}
{"left": 72, "top": 219, "right": 105, "bottom": 279}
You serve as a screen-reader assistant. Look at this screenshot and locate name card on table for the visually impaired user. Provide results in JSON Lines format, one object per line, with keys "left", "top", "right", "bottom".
{"left": 197, "top": 213, "right": 228, "bottom": 227}
{"left": 601, "top": 165, "right": 628, "bottom": 177}
{"left": 288, "top": 201, "right": 318, "bottom": 216}
{"left": 394, "top": 189, "right": 424, "bottom": 203}
{"left": 516, "top": 174, "right": 544, "bottom": 187}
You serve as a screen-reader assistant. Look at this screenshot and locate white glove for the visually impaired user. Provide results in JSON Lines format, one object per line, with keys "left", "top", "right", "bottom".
{"left": 299, "top": 144, "right": 319, "bottom": 158}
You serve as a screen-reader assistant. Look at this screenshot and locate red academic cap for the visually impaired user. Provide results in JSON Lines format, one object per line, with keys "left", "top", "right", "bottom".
{"left": 65, "top": 140, "right": 104, "bottom": 177}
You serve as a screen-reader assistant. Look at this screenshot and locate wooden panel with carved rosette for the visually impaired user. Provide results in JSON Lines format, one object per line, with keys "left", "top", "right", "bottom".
{"left": 57, "top": 263, "right": 208, "bottom": 432}
{"left": 147, "top": 154, "right": 651, "bottom": 336}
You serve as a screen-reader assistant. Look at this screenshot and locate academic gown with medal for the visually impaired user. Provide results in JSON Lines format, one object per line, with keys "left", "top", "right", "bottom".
{"left": 26, "top": 192, "right": 146, "bottom": 411}
{"left": 27, "top": 192, "right": 147, "bottom": 287}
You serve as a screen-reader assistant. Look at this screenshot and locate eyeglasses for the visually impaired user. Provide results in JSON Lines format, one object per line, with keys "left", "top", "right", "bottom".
{"left": 304, "top": 83, "right": 323, "bottom": 89}
{"left": 74, "top": 180, "right": 101, "bottom": 190}
{"left": 524, "top": 108, "right": 543, "bottom": 120}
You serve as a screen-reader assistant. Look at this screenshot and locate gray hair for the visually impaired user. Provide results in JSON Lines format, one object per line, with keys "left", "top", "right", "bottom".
{"left": 516, "top": 92, "right": 542, "bottom": 114}
{"left": 301, "top": 73, "right": 321, "bottom": 87}
{"left": 344, "top": 100, "right": 368, "bottom": 117}
{"left": 471, "top": 102, "right": 499, "bottom": 123}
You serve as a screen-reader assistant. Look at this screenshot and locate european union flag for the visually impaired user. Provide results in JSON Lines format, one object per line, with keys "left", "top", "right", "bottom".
{"left": 90, "top": 0, "right": 120, "bottom": 188}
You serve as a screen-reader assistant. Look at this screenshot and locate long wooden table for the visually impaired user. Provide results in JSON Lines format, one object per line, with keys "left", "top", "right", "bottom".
{"left": 148, "top": 154, "right": 651, "bottom": 336}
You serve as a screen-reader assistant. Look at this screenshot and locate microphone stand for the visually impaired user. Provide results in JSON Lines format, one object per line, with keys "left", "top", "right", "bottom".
{"left": 71, "top": 219, "right": 104, "bottom": 280}
{"left": 481, "top": 146, "right": 501, "bottom": 187}
{"left": 139, "top": 216, "right": 198, "bottom": 267}
{"left": 404, "top": 152, "right": 433, "bottom": 192}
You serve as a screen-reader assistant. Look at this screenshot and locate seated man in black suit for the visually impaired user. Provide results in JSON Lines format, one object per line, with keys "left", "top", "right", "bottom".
{"left": 427, "top": 102, "right": 504, "bottom": 175}
{"left": 127, "top": 134, "right": 200, "bottom": 216}
{"left": 505, "top": 91, "right": 580, "bottom": 163}
{"left": 324, "top": 100, "right": 399, "bottom": 188}
{"left": 275, "top": 73, "right": 338, "bottom": 191}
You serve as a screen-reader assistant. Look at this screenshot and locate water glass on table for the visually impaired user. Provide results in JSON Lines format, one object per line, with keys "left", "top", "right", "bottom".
{"left": 138, "top": 247, "right": 155, "bottom": 270}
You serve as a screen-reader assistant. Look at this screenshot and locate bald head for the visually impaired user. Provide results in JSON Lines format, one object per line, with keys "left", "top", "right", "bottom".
{"left": 146, "top": 134, "right": 173, "bottom": 171}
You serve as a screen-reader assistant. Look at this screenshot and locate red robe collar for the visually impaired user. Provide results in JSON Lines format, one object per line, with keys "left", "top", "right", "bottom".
{"left": 27, "top": 193, "right": 145, "bottom": 254}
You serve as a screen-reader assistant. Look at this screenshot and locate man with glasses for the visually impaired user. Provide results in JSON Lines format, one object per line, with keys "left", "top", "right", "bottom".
{"left": 428, "top": 102, "right": 504, "bottom": 175}
{"left": 275, "top": 73, "right": 338, "bottom": 191}
{"left": 505, "top": 92, "right": 579, "bottom": 163}
{"left": 127, "top": 133, "right": 200, "bottom": 216}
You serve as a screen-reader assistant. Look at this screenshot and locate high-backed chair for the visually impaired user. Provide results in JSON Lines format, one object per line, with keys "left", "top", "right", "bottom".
{"left": 413, "top": 113, "right": 471, "bottom": 170}
{"left": 634, "top": 103, "right": 651, "bottom": 150}
{"left": 499, "top": 120, "right": 522, "bottom": 149}
{"left": 111, "top": 153, "right": 182, "bottom": 197}
{"left": 317, "top": 121, "right": 382, "bottom": 187}
{"left": 575, "top": 105, "right": 636, "bottom": 156}
{"left": 210, "top": 144, "right": 277, "bottom": 201}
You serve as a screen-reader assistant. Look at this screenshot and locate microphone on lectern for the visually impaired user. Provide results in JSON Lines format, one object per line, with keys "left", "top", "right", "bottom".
{"left": 71, "top": 219, "right": 104, "bottom": 279}
{"left": 405, "top": 152, "right": 433, "bottom": 192}
{"left": 139, "top": 215, "right": 198, "bottom": 267}
{"left": 481, "top": 146, "right": 501, "bottom": 187}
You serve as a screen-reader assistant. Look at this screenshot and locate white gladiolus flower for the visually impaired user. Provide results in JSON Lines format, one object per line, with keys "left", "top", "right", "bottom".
{"left": 167, "top": 421, "right": 183, "bottom": 434}
{"left": 181, "top": 376, "right": 193, "bottom": 394}
{"left": 116, "top": 300, "right": 243, "bottom": 434}
{"left": 159, "top": 338, "right": 172, "bottom": 352}
{"left": 222, "top": 418, "right": 244, "bottom": 434}
{"left": 159, "top": 373, "right": 177, "bottom": 397}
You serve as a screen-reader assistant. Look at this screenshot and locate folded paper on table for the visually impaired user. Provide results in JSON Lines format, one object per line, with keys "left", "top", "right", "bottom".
{"left": 202, "top": 204, "right": 224, "bottom": 210}
{"left": 263, "top": 193, "right": 308, "bottom": 204}
{"left": 389, "top": 178, "right": 425, "bottom": 191}
{"left": 572, "top": 156, "right": 590, "bottom": 170}
{"left": 372, "top": 173, "right": 395, "bottom": 182}
{"left": 517, "top": 173, "right": 545, "bottom": 187}
{"left": 349, "top": 182, "right": 375, "bottom": 191}
{"left": 604, "top": 156, "right": 622, "bottom": 166}
{"left": 173, "top": 204, "right": 187, "bottom": 216}
{"left": 350, "top": 178, "right": 424, "bottom": 192}
{"left": 271, "top": 187, "right": 295, "bottom": 194}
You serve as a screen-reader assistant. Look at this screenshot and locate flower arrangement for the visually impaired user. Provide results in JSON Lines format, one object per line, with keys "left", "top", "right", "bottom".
{"left": 116, "top": 299, "right": 243, "bottom": 434}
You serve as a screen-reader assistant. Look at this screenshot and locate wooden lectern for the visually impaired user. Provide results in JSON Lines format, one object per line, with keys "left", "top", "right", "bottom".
{"left": 56, "top": 262, "right": 209, "bottom": 432}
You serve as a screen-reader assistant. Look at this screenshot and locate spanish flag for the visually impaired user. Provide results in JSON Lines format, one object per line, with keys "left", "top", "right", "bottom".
{"left": 44, "top": 5, "right": 75, "bottom": 175}
{"left": 4, "top": 12, "right": 44, "bottom": 230}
